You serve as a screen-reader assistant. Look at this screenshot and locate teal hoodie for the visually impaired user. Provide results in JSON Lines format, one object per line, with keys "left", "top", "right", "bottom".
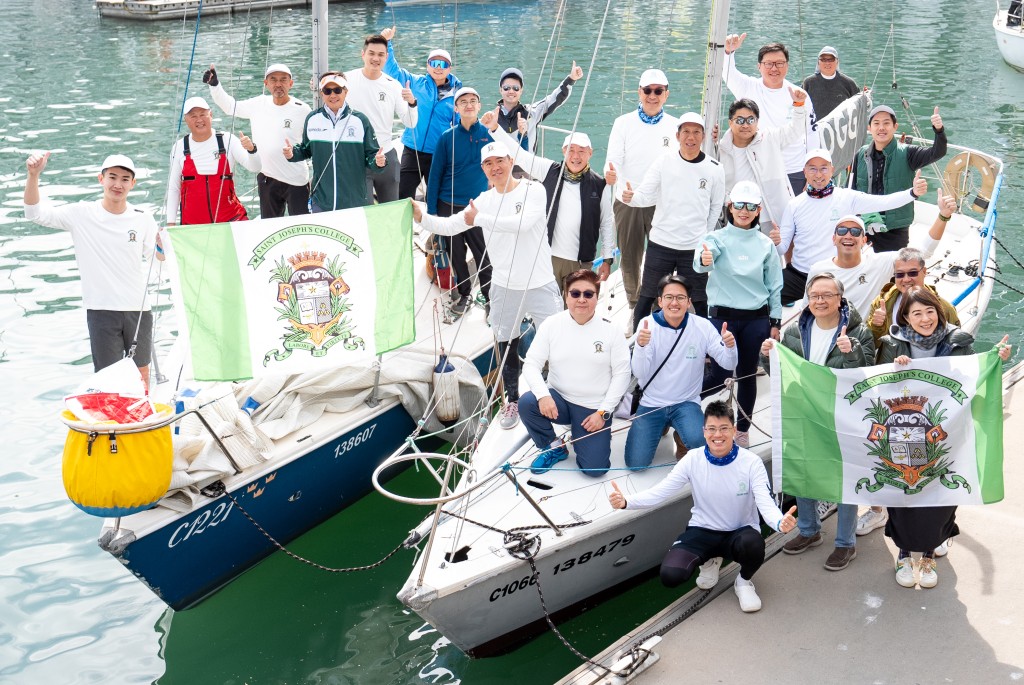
{"left": 693, "top": 222, "right": 783, "bottom": 319}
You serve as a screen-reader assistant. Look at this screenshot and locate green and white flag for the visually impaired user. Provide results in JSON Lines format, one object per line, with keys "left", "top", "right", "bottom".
{"left": 166, "top": 201, "right": 415, "bottom": 381}
{"left": 770, "top": 343, "right": 1004, "bottom": 506}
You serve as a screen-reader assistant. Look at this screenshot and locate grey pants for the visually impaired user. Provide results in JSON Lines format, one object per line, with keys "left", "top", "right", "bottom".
{"left": 612, "top": 200, "right": 655, "bottom": 308}
{"left": 551, "top": 256, "right": 587, "bottom": 295}
{"left": 365, "top": 148, "right": 400, "bottom": 204}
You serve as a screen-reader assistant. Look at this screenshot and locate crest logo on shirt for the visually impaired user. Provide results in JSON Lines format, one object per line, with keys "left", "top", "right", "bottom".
{"left": 284, "top": 119, "right": 293, "bottom": 129}
{"left": 662, "top": 137, "right": 670, "bottom": 147}
{"left": 515, "top": 203, "right": 523, "bottom": 214}
{"left": 128, "top": 230, "right": 137, "bottom": 243}
{"left": 378, "top": 92, "right": 386, "bottom": 102}
{"left": 830, "top": 208, "right": 841, "bottom": 222}
{"left": 346, "top": 127, "right": 357, "bottom": 137}
{"left": 685, "top": 345, "right": 699, "bottom": 359}
{"left": 593, "top": 341, "right": 604, "bottom": 353}
{"left": 858, "top": 274, "right": 867, "bottom": 285}
{"left": 699, "top": 178, "right": 707, "bottom": 190}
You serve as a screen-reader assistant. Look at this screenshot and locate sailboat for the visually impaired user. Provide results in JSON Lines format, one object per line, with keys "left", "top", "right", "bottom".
{"left": 375, "top": 0, "right": 1007, "bottom": 658}
{"left": 994, "top": 1, "right": 1024, "bottom": 71}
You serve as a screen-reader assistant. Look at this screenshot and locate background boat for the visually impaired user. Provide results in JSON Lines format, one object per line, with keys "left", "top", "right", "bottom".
{"left": 994, "top": 5, "right": 1024, "bottom": 72}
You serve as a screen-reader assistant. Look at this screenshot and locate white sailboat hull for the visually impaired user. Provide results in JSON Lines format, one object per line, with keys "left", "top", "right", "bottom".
{"left": 995, "top": 10, "right": 1024, "bottom": 71}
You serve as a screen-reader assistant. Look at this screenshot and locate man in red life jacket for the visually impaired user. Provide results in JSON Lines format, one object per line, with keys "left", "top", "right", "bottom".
{"left": 165, "top": 97, "right": 262, "bottom": 226}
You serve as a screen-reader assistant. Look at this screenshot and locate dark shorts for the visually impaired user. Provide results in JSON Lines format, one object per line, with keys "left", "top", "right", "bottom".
{"left": 87, "top": 310, "right": 153, "bottom": 371}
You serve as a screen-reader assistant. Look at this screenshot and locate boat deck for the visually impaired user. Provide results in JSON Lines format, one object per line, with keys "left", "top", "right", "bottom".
{"left": 559, "top": 362, "right": 1024, "bottom": 684}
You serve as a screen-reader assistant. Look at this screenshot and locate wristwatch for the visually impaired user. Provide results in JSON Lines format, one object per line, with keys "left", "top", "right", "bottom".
{"left": 599, "top": 410, "right": 612, "bottom": 421}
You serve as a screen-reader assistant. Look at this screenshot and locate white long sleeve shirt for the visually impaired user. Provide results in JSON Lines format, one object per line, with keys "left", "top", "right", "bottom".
{"left": 778, "top": 187, "right": 916, "bottom": 272}
{"left": 626, "top": 446, "right": 787, "bottom": 533}
{"left": 24, "top": 199, "right": 158, "bottom": 311}
{"left": 343, "top": 68, "right": 418, "bottom": 154}
{"left": 625, "top": 152, "right": 726, "bottom": 250}
{"left": 208, "top": 84, "right": 311, "bottom": 186}
{"left": 419, "top": 179, "right": 556, "bottom": 291}
{"left": 632, "top": 313, "right": 737, "bottom": 407}
{"left": 724, "top": 52, "right": 818, "bottom": 174}
{"left": 522, "top": 310, "right": 632, "bottom": 412}
{"left": 491, "top": 126, "right": 616, "bottom": 261}
{"left": 165, "top": 131, "right": 263, "bottom": 221}
{"left": 604, "top": 109, "right": 679, "bottom": 194}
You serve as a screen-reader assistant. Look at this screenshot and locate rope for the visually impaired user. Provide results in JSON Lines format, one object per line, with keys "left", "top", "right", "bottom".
{"left": 175, "top": 0, "right": 205, "bottom": 135}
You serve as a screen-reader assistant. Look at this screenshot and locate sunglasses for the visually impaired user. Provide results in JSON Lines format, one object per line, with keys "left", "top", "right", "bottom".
{"left": 502, "top": 84, "right": 521, "bottom": 92}
{"left": 733, "top": 202, "right": 760, "bottom": 211}
{"left": 568, "top": 289, "right": 597, "bottom": 300}
{"left": 894, "top": 269, "right": 922, "bottom": 279}
{"left": 641, "top": 87, "right": 666, "bottom": 95}
{"left": 835, "top": 226, "right": 865, "bottom": 237}
{"left": 428, "top": 59, "right": 451, "bottom": 69}
{"left": 732, "top": 115, "right": 758, "bottom": 125}
{"left": 322, "top": 86, "right": 345, "bottom": 95}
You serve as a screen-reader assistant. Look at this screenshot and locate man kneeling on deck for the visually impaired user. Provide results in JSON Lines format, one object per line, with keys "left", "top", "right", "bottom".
{"left": 609, "top": 401, "right": 797, "bottom": 613}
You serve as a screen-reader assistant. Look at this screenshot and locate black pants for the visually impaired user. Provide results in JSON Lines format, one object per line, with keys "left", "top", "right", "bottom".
{"left": 498, "top": 338, "right": 521, "bottom": 402}
{"left": 632, "top": 241, "right": 708, "bottom": 330}
{"left": 705, "top": 313, "right": 770, "bottom": 432}
{"left": 868, "top": 227, "right": 910, "bottom": 253}
{"left": 660, "top": 526, "right": 766, "bottom": 587}
{"left": 399, "top": 148, "right": 433, "bottom": 200}
{"left": 781, "top": 263, "right": 808, "bottom": 305}
{"left": 438, "top": 200, "right": 492, "bottom": 299}
{"left": 257, "top": 173, "right": 310, "bottom": 218}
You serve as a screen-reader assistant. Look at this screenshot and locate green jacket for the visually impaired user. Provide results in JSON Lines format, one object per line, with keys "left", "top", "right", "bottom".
{"left": 761, "top": 301, "right": 875, "bottom": 372}
{"left": 290, "top": 104, "right": 382, "bottom": 211}
{"left": 866, "top": 282, "right": 960, "bottom": 344}
{"left": 876, "top": 325, "right": 974, "bottom": 363}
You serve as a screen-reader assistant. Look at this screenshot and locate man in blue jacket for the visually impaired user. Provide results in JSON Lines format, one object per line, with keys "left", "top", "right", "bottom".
{"left": 381, "top": 26, "right": 462, "bottom": 200}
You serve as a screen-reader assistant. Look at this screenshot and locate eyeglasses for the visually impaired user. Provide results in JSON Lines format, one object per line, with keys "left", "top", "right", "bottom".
{"left": 568, "top": 289, "right": 597, "bottom": 300}
{"left": 808, "top": 292, "right": 840, "bottom": 301}
{"left": 894, "top": 269, "right": 922, "bottom": 280}
{"left": 818, "top": 56, "right": 837, "bottom": 62}
{"left": 428, "top": 59, "right": 451, "bottom": 69}
{"left": 322, "top": 86, "right": 345, "bottom": 95}
{"left": 760, "top": 60, "right": 788, "bottom": 69}
{"left": 457, "top": 98, "right": 480, "bottom": 105}
{"left": 642, "top": 87, "right": 666, "bottom": 96}
{"left": 835, "top": 226, "right": 865, "bottom": 237}
{"left": 731, "top": 115, "right": 757, "bottom": 125}
{"left": 733, "top": 202, "right": 760, "bottom": 211}
{"left": 660, "top": 294, "right": 690, "bottom": 303}
{"left": 805, "top": 165, "right": 831, "bottom": 174}
{"left": 703, "top": 426, "right": 733, "bottom": 434}
{"left": 502, "top": 84, "right": 521, "bottom": 92}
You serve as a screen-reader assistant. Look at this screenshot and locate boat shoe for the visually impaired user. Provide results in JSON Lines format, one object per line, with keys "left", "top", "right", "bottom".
{"left": 530, "top": 445, "right": 569, "bottom": 474}
{"left": 696, "top": 557, "right": 723, "bottom": 590}
{"left": 733, "top": 577, "right": 762, "bottom": 613}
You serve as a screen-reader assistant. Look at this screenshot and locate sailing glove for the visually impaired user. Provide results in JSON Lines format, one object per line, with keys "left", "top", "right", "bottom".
{"left": 203, "top": 67, "right": 219, "bottom": 87}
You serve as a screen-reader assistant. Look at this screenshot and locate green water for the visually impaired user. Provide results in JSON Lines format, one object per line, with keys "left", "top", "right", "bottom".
{"left": 1, "top": 0, "right": 1022, "bottom": 683}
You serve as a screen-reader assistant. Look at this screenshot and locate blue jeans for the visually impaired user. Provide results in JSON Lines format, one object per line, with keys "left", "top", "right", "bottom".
{"left": 624, "top": 401, "right": 705, "bottom": 469}
{"left": 706, "top": 316, "right": 770, "bottom": 432}
{"left": 519, "top": 389, "right": 610, "bottom": 477}
{"left": 796, "top": 498, "right": 858, "bottom": 548}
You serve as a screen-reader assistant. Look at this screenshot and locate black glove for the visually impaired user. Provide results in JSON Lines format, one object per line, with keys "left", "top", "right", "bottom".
{"left": 203, "top": 66, "right": 219, "bottom": 87}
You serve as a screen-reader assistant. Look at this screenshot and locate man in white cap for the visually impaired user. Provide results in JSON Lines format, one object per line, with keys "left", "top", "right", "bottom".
{"left": 604, "top": 68, "right": 679, "bottom": 312}
{"left": 622, "top": 112, "right": 725, "bottom": 326}
{"left": 284, "top": 73, "right": 386, "bottom": 211}
{"left": 24, "top": 152, "right": 163, "bottom": 387}
{"left": 380, "top": 26, "right": 462, "bottom": 200}
{"left": 203, "top": 62, "right": 312, "bottom": 218}
{"left": 481, "top": 109, "right": 615, "bottom": 293}
{"left": 723, "top": 34, "right": 819, "bottom": 196}
{"left": 166, "top": 96, "right": 262, "bottom": 225}
{"left": 850, "top": 103, "right": 947, "bottom": 252}
{"left": 344, "top": 33, "right": 418, "bottom": 203}
{"left": 777, "top": 148, "right": 927, "bottom": 303}
{"left": 494, "top": 62, "right": 583, "bottom": 153}
{"left": 426, "top": 86, "right": 493, "bottom": 315}
{"left": 412, "top": 142, "right": 562, "bottom": 430}
{"left": 800, "top": 46, "right": 859, "bottom": 119}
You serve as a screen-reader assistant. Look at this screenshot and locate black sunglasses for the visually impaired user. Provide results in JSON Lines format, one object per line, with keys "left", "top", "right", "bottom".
{"left": 641, "top": 87, "right": 666, "bottom": 96}
{"left": 568, "top": 289, "right": 597, "bottom": 300}
{"left": 322, "top": 86, "right": 345, "bottom": 95}
{"left": 894, "top": 269, "right": 921, "bottom": 279}
{"left": 502, "top": 84, "right": 521, "bottom": 92}
{"left": 835, "top": 226, "right": 865, "bottom": 237}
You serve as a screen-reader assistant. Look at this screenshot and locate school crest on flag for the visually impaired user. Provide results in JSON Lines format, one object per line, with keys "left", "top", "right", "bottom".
{"left": 770, "top": 344, "right": 1004, "bottom": 507}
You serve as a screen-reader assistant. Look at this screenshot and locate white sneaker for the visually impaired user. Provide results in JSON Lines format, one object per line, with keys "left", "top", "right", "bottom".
{"left": 933, "top": 539, "right": 950, "bottom": 557}
{"left": 696, "top": 556, "right": 722, "bottom": 589}
{"left": 734, "top": 431, "right": 749, "bottom": 448}
{"left": 498, "top": 402, "right": 519, "bottom": 429}
{"left": 734, "top": 577, "right": 762, "bottom": 613}
{"left": 895, "top": 556, "right": 916, "bottom": 588}
{"left": 856, "top": 508, "right": 888, "bottom": 536}
{"left": 918, "top": 557, "right": 938, "bottom": 588}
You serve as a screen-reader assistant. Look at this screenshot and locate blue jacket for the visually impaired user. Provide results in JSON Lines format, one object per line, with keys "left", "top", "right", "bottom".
{"left": 425, "top": 122, "right": 493, "bottom": 213}
{"left": 384, "top": 43, "right": 462, "bottom": 154}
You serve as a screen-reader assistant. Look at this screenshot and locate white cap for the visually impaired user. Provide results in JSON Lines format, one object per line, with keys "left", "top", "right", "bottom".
{"left": 319, "top": 73, "right": 347, "bottom": 90}
{"left": 480, "top": 142, "right": 509, "bottom": 163}
{"left": 561, "top": 132, "right": 592, "bottom": 150}
{"left": 818, "top": 46, "right": 839, "bottom": 58}
{"left": 100, "top": 154, "right": 136, "bottom": 176}
{"left": 183, "top": 96, "right": 210, "bottom": 113}
{"left": 265, "top": 63, "right": 292, "bottom": 77}
{"left": 676, "top": 112, "right": 705, "bottom": 130}
{"left": 804, "top": 147, "right": 833, "bottom": 165}
{"left": 835, "top": 214, "right": 866, "bottom": 230}
{"left": 427, "top": 49, "right": 452, "bottom": 64}
{"left": 729, "top": 181, "right": 762, "bottom": 205}
{"left": 638, "top": 68, "right": 669, "bottom": 87}
{"left": 453, "top": 86, "right": 480, "bottom": 103}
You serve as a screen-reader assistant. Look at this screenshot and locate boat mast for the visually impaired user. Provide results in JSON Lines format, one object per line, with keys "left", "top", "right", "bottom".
{"left": 312, "top": 0, "right": 329, "bottom": 109}
{"left": 701, "top": 0, "right": 731, "bottom": 155}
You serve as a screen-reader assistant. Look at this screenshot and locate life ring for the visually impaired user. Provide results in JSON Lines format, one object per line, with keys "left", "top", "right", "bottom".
{"left": 942, "top": 151, "right": 999, "bottom": 213}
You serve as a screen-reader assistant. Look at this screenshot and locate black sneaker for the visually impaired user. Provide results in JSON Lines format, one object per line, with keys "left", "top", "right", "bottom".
{"left": 451, "top": 295, "right": 471, "bottom": 315}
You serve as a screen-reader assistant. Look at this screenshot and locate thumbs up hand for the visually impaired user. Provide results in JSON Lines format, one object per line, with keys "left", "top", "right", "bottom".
{"left": 481, "top": 107, "right": 499, "bottom": 131}
{"left": 780, "top": 505, "right": 797, "bottom": 533}
{"left": 516, "top": 112, "right": 528, "bottom": 136}
{"left": 836, "top": 325, "right": 853, "bottom": 354}
{"left": 720, "top": 321, "right": 735, "bottom": 348}
{"left": 622, "top": 181, "right": 634, "bottom": 204}
{"left": 464, "top": 199, "right": 479, "bottom": 226}
{"left": 239, "top": 132, "right": 255, "bottom": 152}
{"left": 402, "top": 80, "right": 416, "bottom": 104}
{"left": 701, "top": 242, "right": 714, "bottom": 267}
{"left": 930, "top": 105, "right": 943, "bottom": 131}
{"left": 604, "top": 161, "right": 617, "bottom": 186}
{"left": 569, "top": 60, "right": 583, "bottom": 81}
{"left": 997, "top": 334, "right": 1013, "bottom": 361}
{"left": 609, "top": 481, "right": 627, "bottom": 509}
{"left": 375, "top": 147, "right": 387, "bottom": 167}
{"left": 636, "top": 318, "right": 651, "bottom": 347}
{"left": 283, "top": 139, "right": 294, "bottom": 160}
{"left": 912, "top": 168, "right": 927, "bottom": 198}
{"left": 769, "top": 221, "right": 781, "bottom": 246}
{"left": 871, "top": 304, "right": 887, "bottom": 327}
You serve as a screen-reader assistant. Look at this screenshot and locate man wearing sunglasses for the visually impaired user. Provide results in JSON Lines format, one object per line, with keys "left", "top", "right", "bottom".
{"left": 604, "top": 68, "right": 679, "bottom": 313}
{"left": 380, "top": 26, "right": 462, "bottom": 201}
{"left": 800, "top": 46, "right": 859, "bottom": 119}
{"left": 723, "top": 33, "right": 819, "bottom": 196}
{"left": 494, "top": 63, "right": 583, "bottom": 153}
{"left": 284, "top": 74, "right": 386, "bottom": 212}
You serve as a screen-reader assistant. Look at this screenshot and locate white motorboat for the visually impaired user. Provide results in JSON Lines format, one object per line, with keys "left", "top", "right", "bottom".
{"left": 994, "top": 5, "right": 1024, "bottom": 72}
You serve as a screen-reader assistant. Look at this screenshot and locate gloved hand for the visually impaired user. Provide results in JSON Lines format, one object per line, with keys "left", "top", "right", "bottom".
{"left": 203, "top": 64, "right": 219, "bottom": 87}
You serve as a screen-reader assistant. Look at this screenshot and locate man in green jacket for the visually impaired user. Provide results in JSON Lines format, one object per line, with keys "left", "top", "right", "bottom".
{"left": 284, "top": 73, "right": 386, "bottom": 212}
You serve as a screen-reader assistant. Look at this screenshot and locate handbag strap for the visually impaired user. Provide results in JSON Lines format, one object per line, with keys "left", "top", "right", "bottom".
{"left": 640, "top": 316, "right": 686, "bottom": 394}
